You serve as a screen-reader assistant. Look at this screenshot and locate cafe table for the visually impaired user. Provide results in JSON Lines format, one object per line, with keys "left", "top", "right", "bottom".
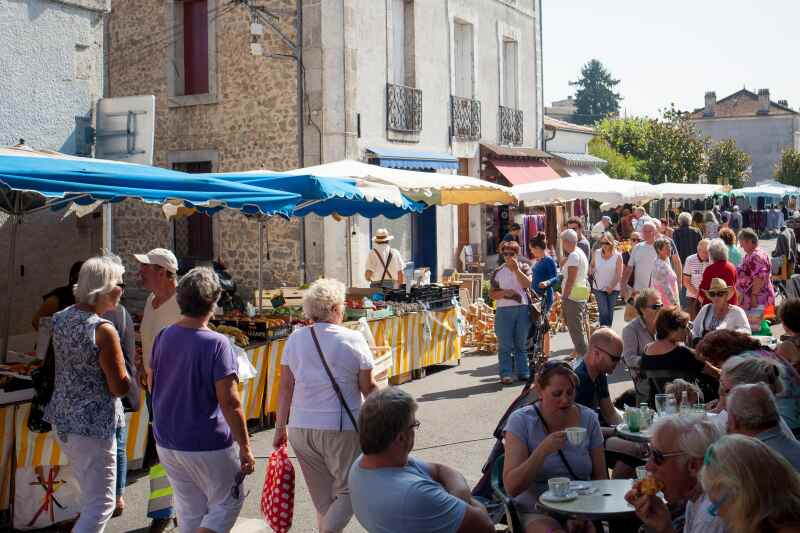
{"left": 537, "top": 479, "right": 636, "bottom": 520}
{"left": 615, "top": 423, "right": 653, "bottom": 443}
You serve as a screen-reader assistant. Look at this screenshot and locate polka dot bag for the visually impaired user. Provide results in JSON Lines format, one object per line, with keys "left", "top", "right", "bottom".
{"left": 261, "top": 444, "right": 295, "bottom": 532}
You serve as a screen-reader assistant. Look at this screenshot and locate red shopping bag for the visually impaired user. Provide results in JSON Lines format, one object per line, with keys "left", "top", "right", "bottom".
{"left": 261, "top": 444, "right": 295, "bottom": 532}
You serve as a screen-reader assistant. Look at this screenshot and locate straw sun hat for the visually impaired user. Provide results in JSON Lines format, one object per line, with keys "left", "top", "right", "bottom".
{"left": 703, "top": 277, "right": 733, "bottom": 299}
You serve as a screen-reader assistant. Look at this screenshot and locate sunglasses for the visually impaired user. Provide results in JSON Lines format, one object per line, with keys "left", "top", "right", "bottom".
{"left": 707, "top": 291, "right": 728, "bottom": 298}
{"left": 595, "top": 345, "right": 622, "bottom": 363}
{"left": 631, "top": 238, "right": 642, "bottom": 243}
{"left": 648, "top": 445, "right": 686, "bottom": 466}
{"left": 646, "top": 303, "right": 663, "bottom": 310}
{"left": 116, "top": 283, "right": 126, "bottom": 290}
{"left": 502, "top": 252, "right": 517, "bottom": 257}
{"left": 600, "top": 241, "right": 612, "bottom": 246}
{"left": 230, "top": 471, "right": 249, "bottom": 500}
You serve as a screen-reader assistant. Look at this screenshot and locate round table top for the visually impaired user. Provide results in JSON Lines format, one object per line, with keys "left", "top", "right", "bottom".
{"left": 538, "top": 479, "right": 636, "bottom": 519}
{"left": 615, "top": 423, "right": 653, "bottom": 443}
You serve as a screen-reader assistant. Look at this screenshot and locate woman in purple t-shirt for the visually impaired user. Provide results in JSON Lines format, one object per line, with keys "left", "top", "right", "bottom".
{"left": 151, "top": 268, "right": 255, "bottom": 533}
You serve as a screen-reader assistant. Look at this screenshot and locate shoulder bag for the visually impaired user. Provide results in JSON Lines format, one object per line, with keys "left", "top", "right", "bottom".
{"left": 309, "top": 326, "right": 359, "bottom": 432}
{"left": 533, "top": 403, "right": 585, "bottom": 481}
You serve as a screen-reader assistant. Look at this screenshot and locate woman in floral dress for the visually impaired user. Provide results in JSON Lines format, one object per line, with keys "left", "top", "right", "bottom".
{"left": 650, "top": 238, "right": 680, "bottom": 309}
{"left": 735, "top": 228, "right": 775, "bottom": 311}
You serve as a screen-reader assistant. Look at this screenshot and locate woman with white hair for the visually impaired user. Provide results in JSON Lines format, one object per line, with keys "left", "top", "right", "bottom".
{"left": 151, "top": 267, "right": 255, "bottom": 533}
{"left": 649, "top": 238, "right": 679, "bottom": 309}
{"left": 557, "top": 229, "right": 589, "bottom": 360}
{"left": 44, "top": 255, "right": 130, "bottom": 533}
{"left": 691, "top": 277, "right": 750, "bottom": 343}
{"left": 273, "top": 278, "right": 378, "bottom": 533}
{"left": 703, "top": 211, "right": 719, "bottom": 239}
{"left": 700, "top": 434, "right": 800, "bottom": 533}
{"left": 698, "top": 239, "right": 738, "bottom": 307}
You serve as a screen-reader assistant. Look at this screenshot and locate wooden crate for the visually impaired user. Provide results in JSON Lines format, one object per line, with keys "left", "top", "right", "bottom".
{"left": 253, "top": 287, "right": 305, "bottom": 311}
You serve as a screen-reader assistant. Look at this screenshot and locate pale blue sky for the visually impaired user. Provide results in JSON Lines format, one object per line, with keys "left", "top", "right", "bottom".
{"left": 542, "top": 1, "right": 800, "bottom": 118}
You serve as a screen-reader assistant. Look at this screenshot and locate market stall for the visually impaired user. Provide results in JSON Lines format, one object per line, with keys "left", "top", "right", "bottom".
{"left": 511, "top": 175, "right": 660, "bottom": 207}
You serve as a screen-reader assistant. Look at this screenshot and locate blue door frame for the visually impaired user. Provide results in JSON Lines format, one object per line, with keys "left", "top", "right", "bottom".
{"left": 412, "top": 206, "right": 437, "bottom": 282}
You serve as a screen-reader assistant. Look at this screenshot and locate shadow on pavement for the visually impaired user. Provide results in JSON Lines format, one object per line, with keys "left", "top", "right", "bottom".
{"left": 416, "top": 380, "right": 505, "bottom": 402}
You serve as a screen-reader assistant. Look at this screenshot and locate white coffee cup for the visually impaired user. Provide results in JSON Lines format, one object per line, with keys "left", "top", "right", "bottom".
{"left": 565, "top": 427, "right": 587, "bottom": 446}
{"left": 548, "top": 477, "right": 570, "bottom": 498}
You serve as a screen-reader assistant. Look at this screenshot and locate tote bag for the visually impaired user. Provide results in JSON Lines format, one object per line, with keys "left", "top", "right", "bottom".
{"left": 261, "top": 444, "right": 295, "bottom": 533}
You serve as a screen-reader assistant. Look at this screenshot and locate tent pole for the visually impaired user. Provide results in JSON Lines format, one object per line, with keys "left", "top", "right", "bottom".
{"left": 1, "top": 195, "right": 22, "bottom": 363}
{"left": 258, "top": 218, "right": 264, "bottom": 313}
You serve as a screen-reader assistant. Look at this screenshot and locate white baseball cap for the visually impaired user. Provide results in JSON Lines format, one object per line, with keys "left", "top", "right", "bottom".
{"left": 133, "top": 248, "right": 178, "bottom": 273}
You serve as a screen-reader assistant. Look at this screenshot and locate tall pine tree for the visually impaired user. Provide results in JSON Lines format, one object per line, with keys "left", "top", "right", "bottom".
{"left": 569, "top": 60, "right": 622, "bottom": 125}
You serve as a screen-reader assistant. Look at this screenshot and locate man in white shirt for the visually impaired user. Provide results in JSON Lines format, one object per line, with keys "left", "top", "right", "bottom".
{"left": 632, "top": 206, "right": 653, "bottom": 233}
{"left": 591, "top": 216, "right": 612, "bottom": 240}
{"left": 365, "top": 229, "right": 405, "bottom": 288}
{"left": 683, "top": 239, "right": 710, "bottom": 319}
{"left": 621, "top": 222, "right": 658, "bottom": 303}
{"left": 134, "top": 248, "right": 181, "bottom": 533}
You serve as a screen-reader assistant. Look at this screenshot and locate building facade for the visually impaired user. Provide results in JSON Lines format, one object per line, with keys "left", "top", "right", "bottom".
{"left": 689, "top": 89, "right": 800, "bottom": 184}
{"left": 0, "top": 0, "right": 108, "bottom": 337}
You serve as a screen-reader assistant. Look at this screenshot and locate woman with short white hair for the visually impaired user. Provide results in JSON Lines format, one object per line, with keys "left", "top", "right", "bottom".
{"left": 700, "top": 434, "right": 800, "bottom": 533}
{"left": 273, "top": 278, "right": 378, "bottom": 533}
{"left": 698, "top": 239, "right": 738, "bottom": 307}
{"left": 44, "top": 255, "right": 130, "bottom": 533}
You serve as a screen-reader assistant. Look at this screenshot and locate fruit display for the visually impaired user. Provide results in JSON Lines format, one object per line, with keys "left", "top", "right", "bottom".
{"left": 209, "top": 324, "right": 250, "bottom": 347}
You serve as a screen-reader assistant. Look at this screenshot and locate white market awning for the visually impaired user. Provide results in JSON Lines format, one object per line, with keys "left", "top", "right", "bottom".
{"left": 730, "top": 180, "right": 800, "bottom": 200}
{"left": 653, "top": 182, "right": 724, "bottom": 200}
{"left": 284, "top": 159, "right": 518, "bottom": 205}
{"left": 512, "top": 176, "right": 660, "bottom": 206}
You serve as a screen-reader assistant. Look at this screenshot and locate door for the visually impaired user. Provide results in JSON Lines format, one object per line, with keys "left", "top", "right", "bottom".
{"left": 412, "top": 206, "right": 438, "bottom": 282}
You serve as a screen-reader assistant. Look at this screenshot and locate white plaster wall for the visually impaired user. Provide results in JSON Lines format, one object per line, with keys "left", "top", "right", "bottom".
{"left": 0, "top": 0, "right": 106, "bottom": 151}
{"left": 546, "top": 130, "right": 593, "bottom": 154}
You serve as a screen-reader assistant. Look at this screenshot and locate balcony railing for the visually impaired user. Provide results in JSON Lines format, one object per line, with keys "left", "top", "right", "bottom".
{"left": 450, "top": 95, "right": 481, "bottom": 141}
{"left": 498, "top": 105, "right": 523, "bottom": 146}
{"left": 386, "top": 83, "right": 422, "bottom": 133}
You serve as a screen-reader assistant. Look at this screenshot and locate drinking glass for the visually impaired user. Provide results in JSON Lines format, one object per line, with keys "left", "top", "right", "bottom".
{"left": 655, "top": 394, "right": 670, "bottom": 416}
{"left": 626, "top": 406, "right": 641, "bottom": 432}
{"left": 666, "top": 397, "right": 678, "bottom": 415}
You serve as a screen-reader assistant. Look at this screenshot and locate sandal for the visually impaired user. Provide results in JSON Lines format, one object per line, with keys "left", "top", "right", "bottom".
{"left": 501, "top": 377, "right": 513, "bottom": 385}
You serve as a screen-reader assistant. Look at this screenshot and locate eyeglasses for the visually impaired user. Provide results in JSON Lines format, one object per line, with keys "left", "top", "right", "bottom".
{"left": 230, "top": 471, "right": 249, "bottom": 500}
{"left": 595, "top": 345, "right": 622, "bottom": 363}
{"left": 408, "top": 420, "right": 421, "bottom": 431}
{"left": 707, "top": 291, "right": 728, "bottom": 298}
{"left": 116, "top": 283, "right": 126, "bottom": 290}
{"left": 647, "top": 445, "right": 687, "bottom": 466}
{"left": 600, "top": 241, "right": 612, "bottom": 246}
{"left": 645, "top": 303, "right": 663, "bottom": 310}
{"left": 502, "top": 252, "right": 516, "bottom": 257}
{"left": 631, "top": 238, "right": 642, "bottom": 243}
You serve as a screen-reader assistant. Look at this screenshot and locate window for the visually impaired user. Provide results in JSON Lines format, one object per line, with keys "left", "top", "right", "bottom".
{"left": 391, "top": 0, "right": 415, "bottom": 86}
{"left": 172, "top": 161, "right": 214, "bottom": 260}
{"left": 453, "top": 21, "right": 474, "bottom": 99}
{"left": 503, "top": 39, "right": 518, "bottom": 109}
{"left": 183, "top": 0, "right": 209, "bottom": 95}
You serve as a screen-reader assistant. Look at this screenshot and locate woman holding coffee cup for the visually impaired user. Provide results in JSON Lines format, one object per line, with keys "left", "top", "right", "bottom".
{"left": 503, "top": 361, "right": 607, "bottom": 532}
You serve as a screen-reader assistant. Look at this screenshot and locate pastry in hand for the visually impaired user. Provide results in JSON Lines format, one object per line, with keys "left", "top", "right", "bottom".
{"left": 634, "top": 476, "right": 664, "bottom": 497}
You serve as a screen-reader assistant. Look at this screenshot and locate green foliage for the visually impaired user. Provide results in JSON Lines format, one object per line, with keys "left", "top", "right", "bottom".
{"left": 706, "top": 139, "right": 751, "bottom": 188}
{"left": 588, "top": 138, "right": 648, "bottom": 182}
{"left": 569, "top": 59, "right": 622, "bottom": 125}
{"left": 596, "top": 117, "right": 651, "bottom": 160}
{"left": 775, "top": 148, "right": 800, "bottom": 187}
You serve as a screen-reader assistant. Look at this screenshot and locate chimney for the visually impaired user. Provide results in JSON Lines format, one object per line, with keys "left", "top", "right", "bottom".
{"left": 758, "top": 88, "right": 770, "bottom": 115}
{"left": 778, "top": 99, "right": 789, "bottom": 108}
{"left": 704, "top": 91, "right": 716, "bottom": 117}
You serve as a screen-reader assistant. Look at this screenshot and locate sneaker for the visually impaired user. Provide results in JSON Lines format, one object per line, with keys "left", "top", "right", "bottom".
{"left": 500, "top": 377, "right": 513, "bottom": 385}
{"left": 149, "top": 517, "right": 174, "bottom": 533}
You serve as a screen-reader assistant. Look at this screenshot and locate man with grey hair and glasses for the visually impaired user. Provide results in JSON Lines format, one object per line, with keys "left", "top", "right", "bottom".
{"left": 727, "top": 383, "right": 800, "bottom": 470}
{"left": 349, "top": 387, "right": 493, "bottom": 533}
{"left": 624, "top": 414, "right": 727, "bottom": 533}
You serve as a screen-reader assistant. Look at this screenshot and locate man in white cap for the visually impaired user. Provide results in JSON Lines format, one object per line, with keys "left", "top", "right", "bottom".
{"left": 591, "top": 215, "right": 612, "bottom": 241}
{"left": 365, "top": 229, "right": 405, "bottom": 288}
{"left": 134, "top": 248, "right": 181, "bottom": 533}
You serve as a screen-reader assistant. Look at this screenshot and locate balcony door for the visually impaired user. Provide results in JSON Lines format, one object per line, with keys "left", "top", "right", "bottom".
{"left": 454, "top": 21, "right": 474, "bottom": 99}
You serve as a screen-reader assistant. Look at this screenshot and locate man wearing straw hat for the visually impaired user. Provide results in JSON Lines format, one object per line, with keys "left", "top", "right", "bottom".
{"left": 365, "top": 229, "right": 406, "bottom": 288}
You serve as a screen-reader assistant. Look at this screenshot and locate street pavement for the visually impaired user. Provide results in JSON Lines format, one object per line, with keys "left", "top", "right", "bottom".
{"left": 77, "top": 237, "right": 781, "bottom": 532}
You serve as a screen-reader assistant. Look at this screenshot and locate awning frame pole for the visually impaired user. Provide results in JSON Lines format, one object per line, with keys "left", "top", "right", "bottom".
{"left": 1, "top": 194, "right": 22, "bottom": 363}
{"left": 258, "top": 218, "right": 264, "bottom": 312}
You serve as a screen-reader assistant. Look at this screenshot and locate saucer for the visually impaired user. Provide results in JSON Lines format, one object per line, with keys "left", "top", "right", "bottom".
{"left": 569, "top": 481, "right": 590, "bottom": 491}
{"left": 541, "top": 490, "right": 578, "bottom": 502}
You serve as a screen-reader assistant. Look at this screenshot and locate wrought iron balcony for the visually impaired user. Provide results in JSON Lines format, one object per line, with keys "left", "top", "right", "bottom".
{"left": 386, "top": 83, "right": 422, "bottom": 133}
{"left": 498, "top": 105, "right": 523, "bottom": 146}
{"left": 450, "top": 95, "right": 481, "bottom": 141}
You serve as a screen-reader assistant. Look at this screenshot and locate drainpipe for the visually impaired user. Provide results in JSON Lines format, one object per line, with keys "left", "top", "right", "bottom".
{"left": 544, "top": 127, "right": 556, "bottom": 151}
{"left": 296, "top": 0, "right": 307, "bottom": 284}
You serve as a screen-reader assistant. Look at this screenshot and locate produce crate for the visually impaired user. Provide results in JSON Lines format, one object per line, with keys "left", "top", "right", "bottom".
{"left": 211, "top": 317, "right": 292, "bottom": 342}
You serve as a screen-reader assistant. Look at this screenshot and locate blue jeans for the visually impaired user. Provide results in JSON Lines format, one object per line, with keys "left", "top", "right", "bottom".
{"left": 495, "top": 305, "right": 530, "bottom": 379}
{"left": 116, "top": 425, "right": 128, "bottom": 498}
{"left": 679, "top": 285, "right": 688, "bottom": 309}
{"left": 593, "top": 289, "right": 618, "bottom": 328}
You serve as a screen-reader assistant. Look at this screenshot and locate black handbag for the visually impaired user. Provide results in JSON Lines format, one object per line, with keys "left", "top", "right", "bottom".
{"left": 28, "top": 339, "right": 56, "bottom": 433}
{"left": 309, "top": 326, "right": 359, "bottom": 432}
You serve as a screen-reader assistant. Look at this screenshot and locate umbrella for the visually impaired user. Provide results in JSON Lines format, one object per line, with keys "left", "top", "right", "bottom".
{"left": 282, "top": 160, "right": 518, "bottom": 205}
{"left": 729, "top": 180, "right": 800, "bottom": 200}
{"left": 653, "top": 182, "right": 724, "bottom": 200}
{"left": 512, "top": 176, "right": 660, "bottom": 206}
{"left": 0, "top": 146, "right": 301, "bottom": 361}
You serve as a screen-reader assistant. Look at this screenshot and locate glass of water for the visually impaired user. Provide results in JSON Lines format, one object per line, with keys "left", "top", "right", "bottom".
{"left": 655, "top": 394, "right": 670, "bottom": 416}
{"left": 666, "top": 396, "right": 678, "bottom": 415}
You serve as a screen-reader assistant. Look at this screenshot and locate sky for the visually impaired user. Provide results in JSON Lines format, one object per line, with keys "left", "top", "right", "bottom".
{"left": 542, "top": 1, "right": 800, "bottom": 118}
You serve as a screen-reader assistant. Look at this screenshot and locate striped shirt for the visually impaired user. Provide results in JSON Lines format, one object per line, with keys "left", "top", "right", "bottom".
{"left": 683, "top": 253, "right": 709, "bottom": 297}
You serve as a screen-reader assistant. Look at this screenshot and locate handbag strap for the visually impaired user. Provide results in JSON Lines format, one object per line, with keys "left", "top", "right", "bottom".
{"left": 309, "top": 326, "right": 359, "bottom": 432}
{"left": 533, "top": 403, "right": 582, "bottom": 480}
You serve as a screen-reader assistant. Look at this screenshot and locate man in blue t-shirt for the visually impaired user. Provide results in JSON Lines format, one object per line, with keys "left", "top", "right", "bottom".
{"left": 349, "top": 388, "right": 494, "bottom": 533}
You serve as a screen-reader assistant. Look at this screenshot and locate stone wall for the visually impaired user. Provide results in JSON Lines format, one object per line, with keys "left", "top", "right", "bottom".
{"left": 107, "top": 0, "right": 302, "bottom": 299}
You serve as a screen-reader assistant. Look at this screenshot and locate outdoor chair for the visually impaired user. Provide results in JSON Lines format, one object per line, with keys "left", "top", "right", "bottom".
{"left": 490, "top": 454, "right": 523, "bottom": 532}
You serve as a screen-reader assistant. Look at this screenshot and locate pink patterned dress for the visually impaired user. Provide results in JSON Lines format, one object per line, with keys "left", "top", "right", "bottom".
{"left": 735, "top": 247, "right": 775, "bottom": 310}
{"left": 650, "top": 257, "right": 680, "bottom": 308}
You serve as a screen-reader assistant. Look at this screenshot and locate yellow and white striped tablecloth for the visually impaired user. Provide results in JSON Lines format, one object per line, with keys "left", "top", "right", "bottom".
{"left": 0, "top": 406, "right": 13, "bottom": 512}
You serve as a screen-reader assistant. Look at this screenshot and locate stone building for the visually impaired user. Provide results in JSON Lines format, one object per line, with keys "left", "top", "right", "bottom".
{"left": 106, "top": 0, "right": 544, "bottom": 297}
{"left": 106, "top": 0, "right": 303, "bottom": 305}
{"left": 689, "top": 89, "right": 800, "bottom": 184}
{"left": 0, "top": 0, "right": 108, "bottom": 338}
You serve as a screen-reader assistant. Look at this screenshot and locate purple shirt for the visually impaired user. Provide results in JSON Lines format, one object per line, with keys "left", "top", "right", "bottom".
{"left": 151, "top": 325, "right": 239, "bottom": 451}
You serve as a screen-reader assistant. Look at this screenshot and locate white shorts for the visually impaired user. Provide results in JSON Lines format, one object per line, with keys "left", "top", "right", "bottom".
{"left": 156, "top": 445, "right": 245, "bottom": 533}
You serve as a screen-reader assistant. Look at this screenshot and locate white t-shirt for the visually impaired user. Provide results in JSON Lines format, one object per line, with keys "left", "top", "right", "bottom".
{"left": 565, "top": 248, "right": 589, "bottom": 300}
{"left": 684, "top": 494, "right": 728, "bottom": 533}
{"left": 492, "top": 262, "right": 532, "bottom": 308}
{"left": 140, "top": 292, "right": 181, "bottom": 371}
{"left": 692, "top": 304, "right": 751, "bottom": 339}
{"left": 591, "top": 221, "right": 607, "bottom": 239}
{"left": 683, "top": 254, "right": 710, "bottom": 297}
{"left": 365, "top": 244, "right": 405, "bottom": 282}
{"left": 627, "top": 242, "right": 657, "bottom": 291}
{"left": 283, "top": 323, "right": 374, "bottom": 431}
{"left": 592, "top": 249, "right": 621, "bottom": 291}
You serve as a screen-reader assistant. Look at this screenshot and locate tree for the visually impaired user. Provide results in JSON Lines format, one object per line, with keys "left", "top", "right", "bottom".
{"left": 596, "top": 116, "right": 651, "bottom": 160}
{"left": 775, "top": 148, "right": 800, "bottom": 186}
{"left": 588, "top": 138, "right": 649, "bottom": 182}
{"left": 640, "top": 106, "right": 706, "bottom": 184}
{"left": 706, "top": 139, "right": 751, "bottom": 188}
{"left": 569, "top": 59, "right": 622, "bottom": 125}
